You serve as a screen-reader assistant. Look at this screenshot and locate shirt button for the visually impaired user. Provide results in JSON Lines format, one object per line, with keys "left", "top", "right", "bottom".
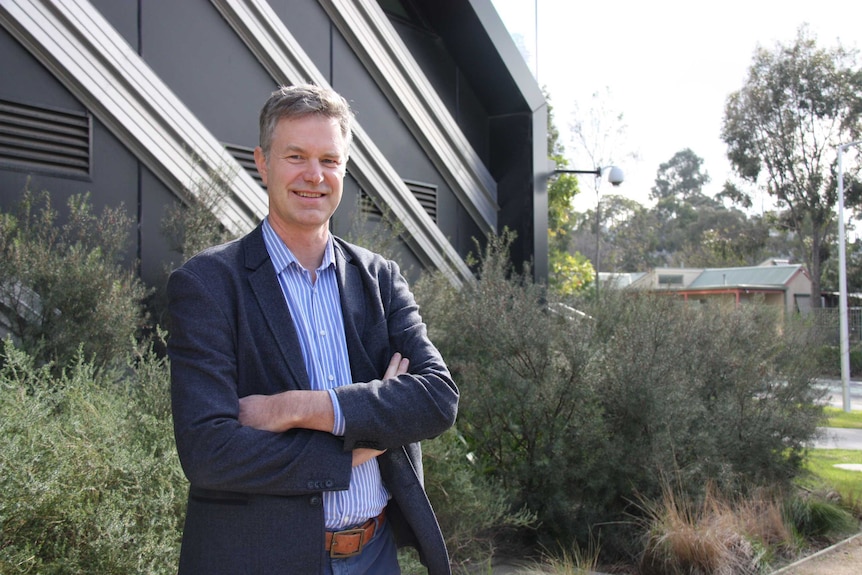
{"left": 328, "top": 374, "right": 335, "bottom": 381}
{"left": 319, "top": 329, "right": 326, "bottom": 336}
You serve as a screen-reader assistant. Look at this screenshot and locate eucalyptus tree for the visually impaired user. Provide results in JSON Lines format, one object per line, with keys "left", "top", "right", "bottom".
{"left": 722, "top": 25, "right": 862, "bottom": 307}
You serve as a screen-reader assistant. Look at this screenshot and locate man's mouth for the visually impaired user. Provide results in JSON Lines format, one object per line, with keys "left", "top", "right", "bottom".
{"left": 294, "top": 190, "right": 324, "bottom": 198}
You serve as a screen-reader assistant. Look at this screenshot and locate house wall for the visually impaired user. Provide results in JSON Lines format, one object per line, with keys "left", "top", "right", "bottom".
{"left": 786, "top": 270, "right": 813, "bottom": 313}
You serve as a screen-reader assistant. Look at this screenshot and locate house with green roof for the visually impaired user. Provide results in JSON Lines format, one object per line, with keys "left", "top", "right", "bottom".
{"left": 620, "top": 260, "right": 813, "bottom": 315}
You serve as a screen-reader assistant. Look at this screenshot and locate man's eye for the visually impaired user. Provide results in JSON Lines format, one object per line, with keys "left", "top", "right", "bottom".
{"left": 322, "top": 158, "right": 340, "bottom": 166}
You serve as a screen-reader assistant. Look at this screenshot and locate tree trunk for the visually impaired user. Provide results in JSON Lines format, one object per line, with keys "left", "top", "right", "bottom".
{"left": 809, "top": 235, "right": 823, "bottom": 309}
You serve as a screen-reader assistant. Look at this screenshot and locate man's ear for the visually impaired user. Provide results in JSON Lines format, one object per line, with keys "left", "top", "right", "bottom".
{"left": 253, "top": 147, "right": 268, "bottom": 187}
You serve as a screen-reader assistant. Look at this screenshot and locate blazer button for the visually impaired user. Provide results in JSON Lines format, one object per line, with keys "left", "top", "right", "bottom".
{"left": 309, "top": 495, "right": 322, "bottom": 507}
{"left": 325, "top": 479, "right": 334, "bottom": 488}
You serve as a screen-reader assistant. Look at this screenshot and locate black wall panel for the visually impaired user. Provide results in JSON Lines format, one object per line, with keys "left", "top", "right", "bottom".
{"left": 139, "top": 0, "right": 272, "bottom": 149}
{"left": 89, "top": 0, "right": 139, "bottom": 52}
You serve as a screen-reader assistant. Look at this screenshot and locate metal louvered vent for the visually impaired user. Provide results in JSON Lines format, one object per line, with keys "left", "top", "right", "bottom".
{"left": 0, "top": 99, "right": 91, "bottom": 177}
{"left": 360, "top": 180, "right": 437, "bottom": 223}
{"left": 405, "top": 180, "right": 437, "bottom": 223}
{"left": 359, "top": 189, "right": 383, "bottom": 217}
{"left": 224, "top": 143, "right": 264, "bottom": 188}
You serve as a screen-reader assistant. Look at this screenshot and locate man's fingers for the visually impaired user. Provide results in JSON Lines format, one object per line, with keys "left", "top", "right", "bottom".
{"left": 383, "top": 352, "right": 410, "bottom": 379}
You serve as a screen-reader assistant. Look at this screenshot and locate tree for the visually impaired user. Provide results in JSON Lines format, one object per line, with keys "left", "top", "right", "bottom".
{"left": 721, "top": 25, "right": 862, "bottom": 307}
{"left": 576, "top": 194, "right": 661, "bottom": 272}
{"left": 649, "top": 149, "right": 715, "bottom": 263}
{"left": 583, "top": 148, "right": 779, "bottom": 271}
{"left": 546, "top": 90, "right": 592, "bottom": 295}
{"left": 567, "top": 88, "right": 638, "bottom": 289}
{"left": 650, "top": 148, "right": 711, "bottom": 207}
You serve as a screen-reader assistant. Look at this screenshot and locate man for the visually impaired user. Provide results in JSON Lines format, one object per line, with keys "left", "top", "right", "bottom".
{"left": 168, "top": 84, "right": 458, "bottom": 574}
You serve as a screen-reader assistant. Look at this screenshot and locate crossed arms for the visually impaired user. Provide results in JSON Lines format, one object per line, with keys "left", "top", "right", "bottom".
{"left": 238, "top": 352, "right": 410, "bottom": 467}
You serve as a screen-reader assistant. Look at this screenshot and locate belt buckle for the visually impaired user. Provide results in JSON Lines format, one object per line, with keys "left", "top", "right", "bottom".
{"left": 329, "top": 528, "right": 366, "bottom": 558}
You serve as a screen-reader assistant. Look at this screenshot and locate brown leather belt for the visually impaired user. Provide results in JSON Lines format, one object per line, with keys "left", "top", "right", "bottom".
{"left": 324, "top": 509, "right": 386, "bottom": 558}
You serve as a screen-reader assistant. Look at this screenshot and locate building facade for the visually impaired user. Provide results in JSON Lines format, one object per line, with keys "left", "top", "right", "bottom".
{"left": 0, "top": 0, "right": 548, "bottom": 288}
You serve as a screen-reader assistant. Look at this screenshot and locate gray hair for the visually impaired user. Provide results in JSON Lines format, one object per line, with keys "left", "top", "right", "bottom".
{"left": 258, "top": 84, "right": 354, "bottom": 159}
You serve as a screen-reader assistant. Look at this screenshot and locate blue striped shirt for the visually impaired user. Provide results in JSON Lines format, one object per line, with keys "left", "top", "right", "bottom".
{"left": 262, "top": 219, "right": 389, "bottom": 530}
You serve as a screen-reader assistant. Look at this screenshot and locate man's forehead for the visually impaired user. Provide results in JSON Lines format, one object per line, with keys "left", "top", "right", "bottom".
{"left": 273, "top": 116, "right": 347, "bottom": 153}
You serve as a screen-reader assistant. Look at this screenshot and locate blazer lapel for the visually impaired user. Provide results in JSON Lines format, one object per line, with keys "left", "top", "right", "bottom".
{"left": 244, "top": 225, "right": 310, "bottom": 390}
{"left": 334, "top": 241, "right": 375, "bottom": 380}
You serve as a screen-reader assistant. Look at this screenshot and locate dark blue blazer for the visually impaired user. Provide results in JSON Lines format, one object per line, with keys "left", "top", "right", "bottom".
{"left": 168, "top": 224, "right": 458, "bottom": 574}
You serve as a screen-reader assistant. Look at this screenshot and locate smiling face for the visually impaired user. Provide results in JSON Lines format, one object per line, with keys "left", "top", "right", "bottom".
{"left": 254, "top": 114, "right": 348, "bottom": 242}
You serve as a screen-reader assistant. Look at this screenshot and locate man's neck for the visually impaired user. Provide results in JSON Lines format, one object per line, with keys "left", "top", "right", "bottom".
{"left": 267, "top": 216, "right": 329, "bottom": 273}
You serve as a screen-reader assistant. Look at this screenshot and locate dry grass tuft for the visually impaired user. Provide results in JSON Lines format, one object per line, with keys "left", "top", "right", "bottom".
{"left": 637, "top": 482, "right": 796, "bottom": 574}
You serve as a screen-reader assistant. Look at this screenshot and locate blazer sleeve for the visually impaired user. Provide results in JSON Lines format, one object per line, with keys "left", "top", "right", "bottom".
{"left": 334, "top": 258, "right": 458, "bottom": 451}
{"left": 168, "top": 260, "right": 353, "bottom": 495}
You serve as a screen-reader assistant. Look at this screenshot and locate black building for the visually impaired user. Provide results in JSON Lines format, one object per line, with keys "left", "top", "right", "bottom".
{"left": 0, "top": 0, "right": 548, "bottom": 288}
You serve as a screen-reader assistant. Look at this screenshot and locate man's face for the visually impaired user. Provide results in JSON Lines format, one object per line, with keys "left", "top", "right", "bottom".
{"left": 254, "top": 114, "right": 347, "bottom": 237}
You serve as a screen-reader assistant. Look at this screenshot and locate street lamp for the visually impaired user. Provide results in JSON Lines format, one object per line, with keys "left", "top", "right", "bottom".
{"left": 838, "top": 140, "right": 862, "bottom": 412}
{"left": 554, "top": 166, "right": 624, "bottom": 297}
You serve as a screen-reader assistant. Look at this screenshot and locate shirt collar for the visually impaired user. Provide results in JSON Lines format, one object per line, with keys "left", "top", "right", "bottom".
{"left": 261, "top": 218, "right": 335, "bottom": 274}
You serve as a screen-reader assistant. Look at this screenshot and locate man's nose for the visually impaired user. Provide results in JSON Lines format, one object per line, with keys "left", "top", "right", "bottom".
{"left": 303, "top": 160, "right": 324, "bottom": 183}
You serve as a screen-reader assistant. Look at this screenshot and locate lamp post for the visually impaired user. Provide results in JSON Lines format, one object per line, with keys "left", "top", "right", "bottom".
{"left": 838, "top": 140, "right": 862, "bottom": 412}
{"left": 554, "top": 166, "right": 624, "bottom": 297}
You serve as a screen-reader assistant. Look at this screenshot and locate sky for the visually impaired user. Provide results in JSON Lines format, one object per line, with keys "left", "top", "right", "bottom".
{"left": 490, "top": 0, "right": 862, "bottom": 213}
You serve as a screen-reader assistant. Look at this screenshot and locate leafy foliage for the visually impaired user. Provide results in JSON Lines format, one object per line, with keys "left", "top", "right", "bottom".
{"left": 161, "top": 165, "right": 240, "bottom": 264}
{"left": 422, "top": 428, "right": 535, "bottom": 572}
{"left": 0, "top": 189, "right": 150, "bottom": 370}
{"left": 0, "top": 338, "right": 185, "bottom": 574}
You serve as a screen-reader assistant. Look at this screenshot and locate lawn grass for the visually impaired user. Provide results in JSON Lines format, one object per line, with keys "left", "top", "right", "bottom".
{"left": 824, "top": 407, "right": 862, "bottom": 429}
{"left": 800, "top": 448, "right": 862, "bottom": 505}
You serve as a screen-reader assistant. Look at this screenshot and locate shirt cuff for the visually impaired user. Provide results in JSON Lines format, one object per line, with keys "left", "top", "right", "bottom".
{"left": 328, "top": 389, "right": 346, "bottom": 436}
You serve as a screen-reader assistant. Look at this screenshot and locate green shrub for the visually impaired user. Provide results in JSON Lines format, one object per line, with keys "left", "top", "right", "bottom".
{"left": 585, "top": 291, "right": 825, "bottom": 493}
{"left": 0, "top": 338, "right": 185, "bottom": 574}
{"left": 415, "top": 232, "right": 610, "bottom": 551}
{"left": 422, "top": 428, "right": 535, "bottom": 572}
{"left": 0, "top": 189, "right": 150, "bottom": 370}
{"left": 160, "top": 164, "right": 239, "bottom": 264}
{"left": 414, "top": 232, "right": 828, "bottom": 562}
{"left": 783, "top": 494, "right": 858, "bottom": 542}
